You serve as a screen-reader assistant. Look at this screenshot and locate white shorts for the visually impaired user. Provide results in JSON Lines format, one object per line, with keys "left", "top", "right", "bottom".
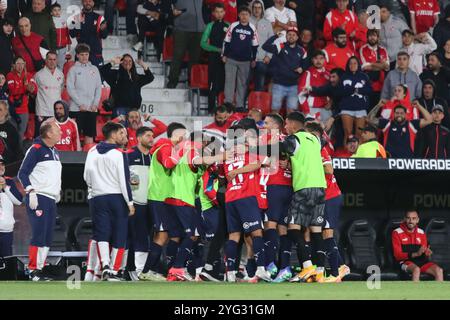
{"left": 340, "top": 110, "right": 367, "bottom": 118}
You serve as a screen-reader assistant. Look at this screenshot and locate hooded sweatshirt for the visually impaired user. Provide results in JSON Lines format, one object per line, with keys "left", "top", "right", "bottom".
{"left": 420, "top": 57, "right": 450, "bottom": 104}
{"left": 418, "top": 79, "right": 450, "bottom": 128}
{"left": 432, "top": 4, "right": 450, "bottom": 48}
{"left": 249, "top": 0, "right": 273, "bottom": 62}
{"left": 338, "top": 58, "right": 372, "bottom": 112}
{"left": 0, "top": 26, "right": 13, "bottom": 75}
{"left": 381, "top": 67, "right": 423, "bottom": 101}
{"left": 18, "top": 137, "right": 62, "bottom": 200}
{"left": 83, "top": 141, "right": 133, "bottom": 205}
{"left": 54, "top": 100, "right": 80, "bottom": 152}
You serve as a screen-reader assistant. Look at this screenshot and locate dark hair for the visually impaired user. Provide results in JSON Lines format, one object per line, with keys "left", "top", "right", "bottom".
{"left": 214, "top": 105, "right": 228, "bottom": 115}
{"left": 119, "top": 53, "right": 138, "bottom": 81}
{"left": 396, "top": 84, "right": 408, "bottom": 96}
{"left": 223, "top": 102, "right": 235, "bottom": 114}
{"left": 75, "top": 43, "right": 90, "bottom": 54}
{"left": 397, "top": 51, "right": 409, "bottom": 59}
{"left": 212, "top": 2, "right": 225, "bottom": 10}
{"left": 366, "top": 29, "right": 379, "bottom": 38}
{"left": 393, "top": 104, "right": 407, "bottom": 112}
{"left": 167, "top": 122, "right": 186, "bottom": 138}
{"left": 428, "top": 51, "right": 443, "bottom": 64}
{"left": 305, "top": 121, "right": 324, "bottom": 136}
{"left": 286, "top": 111, "right": 305, "bottom": 124}
{"left": 265, "top": 113, "right": 284, "bottom": 129}
{"left": 404, "top": 208, "right": 418, "bottom": 217}
{"left": 379, "top": 1, "right": 391, "bottom": 11}
{"left": 238, "top": 5, "right": 251, "bottom": 14}
{"left": 102, "top": 121, "right": 125, "bottom": 140}
{"left": 330, "top": 68, "right": 345, "bottom": 77}
{"left": 311, "top": 50, "right": 326, "bottom": 59}
{"left": 136, "top": 126, "right": 153, "bottom": 138}
{"left": 13, "top": 56, "right": 25, "bottom": 64}
{"left": 1, "top": 17, "right": 15, "bottom": 26}
{"left": 46, "top": 50, "right": 58, "bottom": 58}
{"left": 50, "top": 2, "right": 61, "bottom": 10}
{"left": 332, "top": 27, "right": 346, "bottom": 38}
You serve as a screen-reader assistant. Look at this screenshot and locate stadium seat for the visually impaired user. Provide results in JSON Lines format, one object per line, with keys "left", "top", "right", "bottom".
{"left": 61, "top": 88, "right": 71, "bottom": 103}
{"left": 98, "top": 86, "right": 112, "bottom": 116}
{"left": 189, "top": 64, "right": 209, "bottom": 114}
{"left": 113, "top": 0, "right": 127, "bottom": 35}
{"left": 143, "top": 31, "right": 158, "bottom": 62}
{"left": 162, "top": 36, "right": 189, "bottom": 79}
{"left": 82, "top": 143, "right": 97, "bottom": 152}
{"left": 247, "top": 91, "right": 272, "bottom": 115}
{"left": 52, "top": 216, "right": 70, "bottom": 251}
{"left": 73, "top": 217, "right": 93, "bottom": 251}
{"left": 425, "top": 218, "right": 450, "bottom": 279}
{"left": 346, "top": 219, "right": 398, "bottom": 280}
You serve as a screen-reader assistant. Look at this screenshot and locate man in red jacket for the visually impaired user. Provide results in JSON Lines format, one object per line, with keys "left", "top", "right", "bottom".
{"left": 392, "top": 210, "right": 444, "bottom": 281}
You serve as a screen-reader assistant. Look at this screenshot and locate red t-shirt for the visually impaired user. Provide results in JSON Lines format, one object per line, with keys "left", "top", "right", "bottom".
{"left": 224, "top": 151, "right": 258, "bottom": 203}
{"left": 323, "top": 43, "right": 355, "bottom": 72}
{"left": 359, "top": 44, "right": 389, "bottom": 92}
{"left": 409, "top": 0, "right": 440, "bottom": 34}
{"left": 55, "top": 118, "right": 80, "bottom": 151}
{"left": 321, "top": 148, "right": 341, "bottom": 200}
{"left": 323, "top": 9, "right": 358, "bottom": 43}
{"left": 262, "top": 133, "right": 292, "bottom": 186}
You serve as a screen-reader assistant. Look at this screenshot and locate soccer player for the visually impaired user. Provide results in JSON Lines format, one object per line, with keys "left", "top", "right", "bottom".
{"left": 83, "top": 122, "right": 134, "bottom": 281}
{"left": 282, "top": 121, "right": 327, "bottom": 283}
{"left": 53, "top": 100, "right": 81, "bottom": 152}
{"left": 18, "top": 119, "right": 62, "bottom": 281}
{"left": 127, "top": 127, "right": 155, "bottom": 279}
{"left": 223, "top": 124, "right": 272, "bottom": 282}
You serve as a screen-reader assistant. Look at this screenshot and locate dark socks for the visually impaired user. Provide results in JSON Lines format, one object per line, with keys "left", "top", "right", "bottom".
{"left": 278, "top": 235, "right": 292, "bottom": 269}
{"left": 310, "top": 232, "right": 326, "bottom": 268}
{"left": 325, "top": 237, "right": 340, "bottom": 276}
{"left": 252, "top": 236, "right": 265, "bottom": 267}
{"left": 263, "top": 228, "right": 279, "bottom": 266}
{"left": 224, "top": 240, "right": 238, "bottom": 272}
{"left": 143, "top": 242, "right": 162, "bottom": 273}
{"left": 246, "top": 258, "right": 256, "bottom": 277}
{"left": 173, "top": 238, "right": 194, "bottom": 268}
{"left": 166, "top": 240, "right": 179, "bottom": 269}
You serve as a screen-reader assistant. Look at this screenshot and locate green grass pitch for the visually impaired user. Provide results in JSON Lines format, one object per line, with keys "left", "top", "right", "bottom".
{"left": 1, "top": 281, "right": 450, "bottom": 300}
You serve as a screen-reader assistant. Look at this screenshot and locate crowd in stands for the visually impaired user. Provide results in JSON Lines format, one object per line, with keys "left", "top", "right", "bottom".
{"left": 0, "top": 0, "right": 449, "bottom": 165}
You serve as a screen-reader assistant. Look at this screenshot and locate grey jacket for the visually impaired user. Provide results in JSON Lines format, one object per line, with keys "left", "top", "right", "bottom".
{"left": 381, "top": 68, "right": 423, "bottom": 101}
{"left": 173, "top": 0, "right": 205, "bottom": 33}
{"left": 250, "top": 0, "right": 274, "bottom": 61}
{"left": 66, "top": 61, "right": 102, "bottom": 112}
{"left": 380, "top": 14, "right": 409, "bottom": 62}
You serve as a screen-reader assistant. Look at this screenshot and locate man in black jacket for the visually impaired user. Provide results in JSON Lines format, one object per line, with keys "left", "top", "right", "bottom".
{"left": 415, "top": 104, "right": 450, "bottom": 159}
{"left": 433, "top": 4, "right": 450, "bottom": 48}
{"left": 0, "top": 100, "right": 22, "bottom": 164}
{"left": 420, "top": 52, "right": 450, "bottom": 106}
{"left": 417, "top": 79, "right": 450, "bottom": 128}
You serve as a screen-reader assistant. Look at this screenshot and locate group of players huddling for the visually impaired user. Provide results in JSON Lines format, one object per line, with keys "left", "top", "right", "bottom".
{"left": 83, "top": 110, "right": 350, "bottom": 283}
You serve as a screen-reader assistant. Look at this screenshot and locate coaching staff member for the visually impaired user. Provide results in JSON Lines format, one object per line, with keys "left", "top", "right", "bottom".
{"left": 18, "top": 119, "right": 62, "bottom": 281}
{"left": 84, "top": 122, "right": 135, "bottom": 281}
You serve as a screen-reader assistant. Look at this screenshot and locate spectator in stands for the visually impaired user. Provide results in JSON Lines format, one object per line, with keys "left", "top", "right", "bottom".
{"left": 66, "top": 44, "right": 102, "bottom": 145}
{"left": 354, "top": 0, "right": 383, "bottom": 14}
{"left": 250, "top": 0, "right": 273, "bottom": 92}
{"left": 415, "top": 104, "right": 450, "bottom": 159}
{"left": 203, "top": 104, "right": 231, "bottom": 135}
{"left": 166, "top": 0, "right": 205, "bottom": 89}
{"left": 379, "top": 3, "right": 409, "bottom": 69}
{"left": 381, "top": 84, "right": 418, "bottom": 120}
{"left": 6, "top": 56, "right": 37, "bottom": 142}
{"left": 12, "top": 17, "right": 48, "bottom": 74}
{"left": 360, "top": 29, "right": 390, "bottom": 111}
{"left": 399, "top": 30, "right": 437, "bottom": 76}
{"left": 322, "top": 28, "right": 354, "bottom": 72}
{"left": 50, "top": 2, "right": 72, "bottom": 69}
{"left": 0, "top": 100, "right": 22, "bottom": 164}
{"left": 34, "top": 51, "right": 64, "bottom": 134}
{"left": 352, "top": 124, "right": 387, "bottom": 158}
{"left": 418, "top": 79, "right": 450, "bottom": 128}
{"left": 248, "top": 108, "right": 264, "bottom": 128}
{"left": 381, "top": 51, "right": 423, "bottom": 101}
{"left": 369, "top": 101, "right": 432, "bottom": 158}
{"left": 201, "top": 3, "right": 229, "bottom": 113}
{"left": 432, "top": 4, "right": 450, "bottom": 49}
{"left": 409, "top": 0, "right": 440, "bottom": 35}
{"left": 133, "top": 0, "right": 164, "bottom": 60}
{"left": 392, "top": 210, "right": 444, "bottom": 281}
{"left": 68, "top": 0, "right": 108, "bottom": 67}
{"left": 223, "top": 6, "right": 258, "bottom": 111}
{"left": 420, "top": 52, "right": 450, "bottom": 105}
{"left": 298, "top": 50, "right": 330, "bottom": 121}
{"left": 0, "top": 18, "right": 13, "bottom": 75}
{"left": 262, "top": 26, "right": 305, "bottom": 113}
{"left": 0, "top": 72, "right": 6, "bottom": 100}
{"left": 0, "top": 0, "right": 6, "bottom": 21}
{"left": 53, "top": 100, "right": 81, "bottom": 152}
{"left": 333, "top": 134, "right": 359, "bottom": 157}
{"left": 338, "top": 56, "right": 372, "bottom": 141}
{"left": 264, "top": 0, "right": 297, "bottom": 35}
{"left": 287, "top": 0, "right": 315, "bottom": 32}
{"left": 113, "top": 111, "right": 167, "bottom": 148}
{"left": 206, "top": 0, "right": 238, "bottom": 24}
{"left": 105, "top": 0, "right": 138, "bottom": 39}
{"left": 100, "top": 54, "right": 154, "bottom": 117}
{"left": 0, "top": 155, "right": 23, "bottom": 257}
{"left": 353, "top": 10, "right": 369, "bottom": 54}
{"left": 24, "top": 0, "right": 56, "bottom": 51}
{"left": 298, "top": 28, "right": 314, "bottom": 68}
{"left": 443, "top": 39, "right": 450, "bottom": 69}
{"left": 323, "top": 0, "right": 357, "bottom": 44}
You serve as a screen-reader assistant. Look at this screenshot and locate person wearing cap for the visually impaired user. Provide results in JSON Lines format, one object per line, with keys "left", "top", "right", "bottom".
{"left": 0, "top": 155, "right": 23, "bottom": 258}
{"left": 420, "top": 52, "right": 450, "bottom": 105}
{"left": 0, "top": 17, "right": 14, "bottom": 75}
{"left": 262, "top": 26, "right": 306, "bottom": 113}
{"left": 415, "top": 104, "right": 450, "bottom": 159}
{"left": 399, "top": 29, "right": 437, "bottom": 76}
{"left": 333, "top": 135, "right": 359, "bottom": 157}
{"left": 368, "top": 101, "right": 432, "bottom": 158}
{"left": 352, "top": 125, "right": 387, "bottom": 158}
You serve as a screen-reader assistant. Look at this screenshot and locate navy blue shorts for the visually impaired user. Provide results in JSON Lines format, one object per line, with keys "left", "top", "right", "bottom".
{"left": 149, "top": 200, "right": 174, "bottom": 233}
{"left": 201, "top": 207, "right": 220, "bottom": 241}
{"left": 0, "top": 232, "right": 13, "bottom": 257}
{"left": 168, "top": 205, "right": 198, "bottom": 238}
{"left": 226, "top": 197, "right": 263, "bottom": 234}
{"left": 265, "top": 185, "right": 293, "bottom": 226}
{"left": 128, "top": 204, "right": 151, "bottom": 252}
{"left": 27, "top": 194, "right": 57, "bottom": 247}
{"left": 324, "top": 195, "right": 343, "bottom": 230}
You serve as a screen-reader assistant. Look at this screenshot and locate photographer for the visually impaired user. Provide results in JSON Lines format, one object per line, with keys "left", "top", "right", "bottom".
{"left": 6, "top": 56, "right": 37, "bottom": 143}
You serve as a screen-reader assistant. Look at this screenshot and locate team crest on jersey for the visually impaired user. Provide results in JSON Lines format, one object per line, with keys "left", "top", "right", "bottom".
{"left": 36, "top": 210, "right": 43, "bottom": 217}
{"left": 316, "top": 216, "right": 324, "bottom": 224}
